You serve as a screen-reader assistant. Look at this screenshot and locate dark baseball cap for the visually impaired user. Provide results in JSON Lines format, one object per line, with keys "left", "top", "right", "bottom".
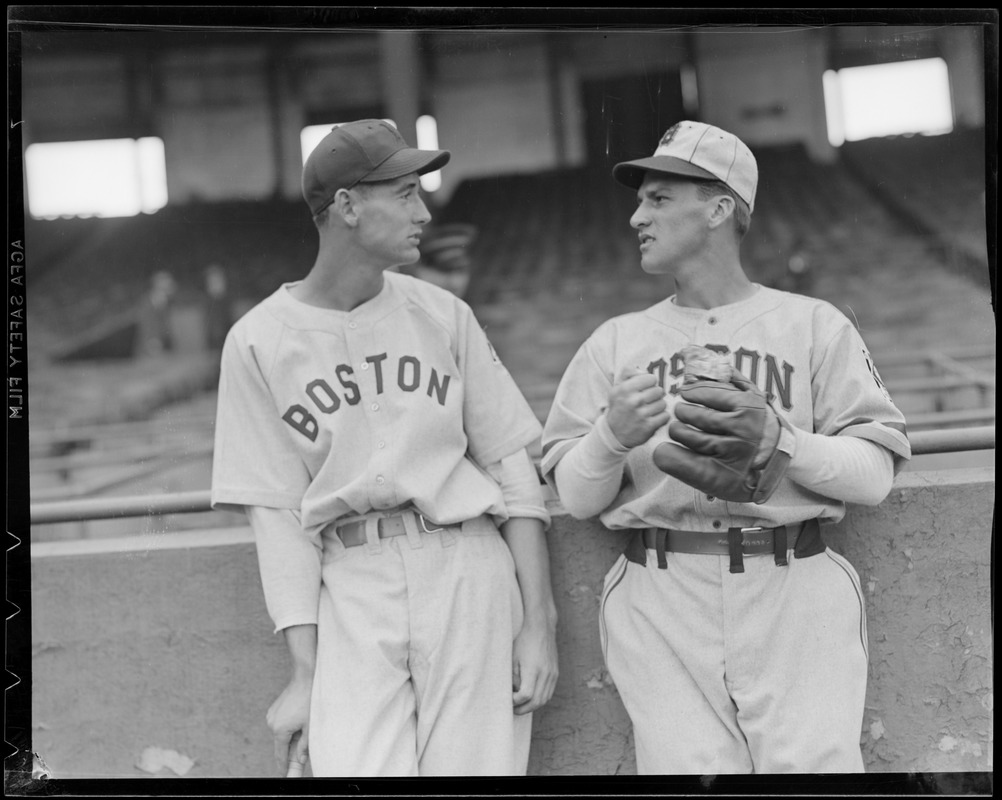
{"left": 302, "top": 119, "right": 451, "bottom": 216}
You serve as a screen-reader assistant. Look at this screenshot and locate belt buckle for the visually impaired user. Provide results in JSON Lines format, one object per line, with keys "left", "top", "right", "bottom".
{"left": 416, "top": 513, "right": 445, "bottom": 534}
{"left": 737, "top": 526, "right": 773, "bottom": 551}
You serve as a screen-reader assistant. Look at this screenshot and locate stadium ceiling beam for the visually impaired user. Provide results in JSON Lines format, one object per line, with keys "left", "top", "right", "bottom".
{"left": 19, "top": 29, "right": 376, "bottom": 59}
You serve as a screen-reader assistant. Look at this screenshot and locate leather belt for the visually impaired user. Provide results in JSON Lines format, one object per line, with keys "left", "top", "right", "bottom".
{"left": 625, "top": 519, "right": 824, "bottom": 573}
{"left": 335, "top": 509, "right": 445, "bottom": 548}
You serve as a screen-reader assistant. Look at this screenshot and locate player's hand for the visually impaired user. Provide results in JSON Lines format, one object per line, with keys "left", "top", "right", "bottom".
{"left": 267, "top": 674, "right": 312, "bottom": 776}
{"left": 606, "top": 366, "right": 671, "bottom": 448}
{"left": 511, "top": 618, "right": 559, "bottom": 715}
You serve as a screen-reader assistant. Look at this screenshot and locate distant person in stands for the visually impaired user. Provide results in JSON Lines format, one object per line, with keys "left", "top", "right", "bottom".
{"left": 775, "top": 235, "right": 814, "bottom": 296}
{"left": 210, "top": 119, "right": 557, "bottom": 778}
{"left": 203, "top": 263, "right": 234, "bottom": 351}
{"left": 400, "top": 223, "right": 478, "bottom": 299}
{"left": 541, "top": 120, "right": 911, "bottom": 774}
{"left": 144, "top": 270, "right": 177, "bottom": 354}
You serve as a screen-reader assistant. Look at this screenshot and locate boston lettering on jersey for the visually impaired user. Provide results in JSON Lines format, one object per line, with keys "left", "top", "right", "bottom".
{"left": 282, "top": 352, "right": 453, "bottom": 442}
{"left": 647, "top": 345, "right": 795, "bottom": 410}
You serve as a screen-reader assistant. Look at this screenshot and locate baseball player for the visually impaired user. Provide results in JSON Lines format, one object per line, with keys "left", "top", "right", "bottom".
{"left": 540, "top": 120, "right": 911, "bottom": 774}
{"left": 211, "top": 119, "right": 558, "bottom": 777}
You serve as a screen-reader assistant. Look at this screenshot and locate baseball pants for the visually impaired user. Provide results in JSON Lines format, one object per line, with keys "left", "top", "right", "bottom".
{"left": 600, "top": 545, "right": 869, "bottom": 774}
{"left": 308, "top": 513, "right": 532, "bottom": 777}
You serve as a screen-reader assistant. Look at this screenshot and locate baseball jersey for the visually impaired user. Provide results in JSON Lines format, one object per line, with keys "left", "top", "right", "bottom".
{"left": 540, "top": 284, "right": 911, "bottom": 531}
{"left": 211, "top": 271, "right": 544, "bottom": 537}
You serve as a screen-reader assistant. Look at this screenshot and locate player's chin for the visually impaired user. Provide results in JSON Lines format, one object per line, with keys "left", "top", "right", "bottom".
{"left": 638, "top": 255, "right": 671, "bottom": 275}
{"left": 392, "top": 246, "right": 422, "bottom": 268}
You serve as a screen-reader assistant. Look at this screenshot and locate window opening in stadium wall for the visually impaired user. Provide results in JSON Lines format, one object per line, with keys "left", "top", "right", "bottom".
{"left": 25, "top": 137, "right": 168, "bottom": 220}
{"left": 415, "top": 115, "right": 442, "bottom": 192}
{"left": 823, "top": 57, "right": 954, "bottom": 146}
{"left": 300, "top": 117, "right": 443, "bottom": 193}
{"left": 679, "top": 63, "right": 699, "bottom": 116}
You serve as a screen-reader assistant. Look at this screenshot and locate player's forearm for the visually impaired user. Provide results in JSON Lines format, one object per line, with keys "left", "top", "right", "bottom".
{"left": 500, "top": 517, "right": 558, "bottom": 629}
{"left": 787, "top": 428, "right": 894, "bottom": 505}
{"left": 552, "top": 414, "right": 630, "bottom": 519}
{"left": 247, "top": 506, "right": 323, "bottom": 633}
{"left": 282, "top": 623, "right": 319, "bottom": 679}
{"left": 486, "top": 450, "right": 557, "bottom": 625}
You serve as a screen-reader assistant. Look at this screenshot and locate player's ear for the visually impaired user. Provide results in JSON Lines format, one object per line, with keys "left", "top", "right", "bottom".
{"left": 706, "top": 194, "right": 735, "bottom": 230}
{"left": 333, "top": 188, "right": 361, "bottom": 227}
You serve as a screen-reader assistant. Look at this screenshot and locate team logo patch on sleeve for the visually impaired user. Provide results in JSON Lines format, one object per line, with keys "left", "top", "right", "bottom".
{"left": 862, "top": 348, "right": 893, "bottom": 403}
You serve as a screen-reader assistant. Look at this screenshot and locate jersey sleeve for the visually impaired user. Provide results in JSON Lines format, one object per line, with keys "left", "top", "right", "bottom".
{"left": 456, "top": 303, "right": 543, "bottom": 466}
{"left": 539, "top": 328, "right": 617, "bottom": 484}
{"left": 247, "top": 505, "right": 322, "bottom": 634}
{"left": 811, "top": 314, "right": 911, "bottom": 467}
{"left": 211, "top": 324, "right": 313, "bottom": 512}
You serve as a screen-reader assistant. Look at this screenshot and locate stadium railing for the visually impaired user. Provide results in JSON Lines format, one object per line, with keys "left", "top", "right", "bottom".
{"left": 27, "top": 425, "right": 996, "bottom": 525}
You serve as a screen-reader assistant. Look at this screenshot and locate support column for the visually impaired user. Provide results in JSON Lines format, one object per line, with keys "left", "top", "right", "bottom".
{"left": 379, "top": 31, "right": 422, "bottom": 145}
{"left": 804, "top": 28, "right": 838, "bottom": 164}
{"left": 939, "top": 26, "right": 985, "bottom": 129}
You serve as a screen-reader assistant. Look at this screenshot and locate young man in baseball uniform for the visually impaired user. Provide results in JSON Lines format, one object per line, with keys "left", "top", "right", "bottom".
{"left": 211, "top": 120, "right": 558, "bottom": 778}
{"left": 541, "top": 121, "right": 911, "bottom": 775}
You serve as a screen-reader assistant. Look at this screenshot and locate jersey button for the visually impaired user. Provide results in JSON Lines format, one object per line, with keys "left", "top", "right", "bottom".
{"left": 707, "top": 495, "right": 715, "bottom": 502}
{"left": 377, "top": 441, "right": 386, "bottom": 449}
{"left": 361, "top": 362, "right": 369, "bottom": 370}
{"left": 376, "top": 475, "right": 385, "bottom": 485}
{"left": 708, "top": 316, "right": 718, "bottom": 325}
{"left": 348, "top": 321, "right": 358, "bottom": 329}
{"left": 371, "top": 402, "right": 380, "bottom": 411}
{"left": 712, "top": 520, "right": 722, "bottom": 529}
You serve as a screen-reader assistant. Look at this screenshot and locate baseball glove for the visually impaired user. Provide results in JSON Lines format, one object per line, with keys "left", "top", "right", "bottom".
{"left": 653, "top": 359, "right": 792, "bottom": 504}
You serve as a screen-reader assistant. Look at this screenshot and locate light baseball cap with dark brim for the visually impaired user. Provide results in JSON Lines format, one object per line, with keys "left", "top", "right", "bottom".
{"left": 612, "top": 156, "right": 719, "bottom": 190}
{"left": 611, "top": 120, "right": 758, "bottom": 212}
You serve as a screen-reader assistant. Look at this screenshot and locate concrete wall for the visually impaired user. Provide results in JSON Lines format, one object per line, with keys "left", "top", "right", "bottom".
{"left": 825, "top": 468, "right": 994, "bottom": 773}
{"left": 694, "top": 28, "right": 836, "bottom": 162}
{"left": 157, "top": 46, "right": 277, "bottom": 203}
{"left": 29, "top": 467, "right": 993, "bottom": 778}
{"left": 431, "top": 37, "right": 562, "bottom": 200}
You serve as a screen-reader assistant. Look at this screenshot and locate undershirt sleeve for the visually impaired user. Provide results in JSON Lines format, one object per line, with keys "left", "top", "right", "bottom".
{"left": 483, "top": 447, "right": 551, "bottom": 527}
{"left": 787, "top": 427, "right": 895, "bottom": 505}
{"left": 551, "top": 415, "right": 896, "bottom": 515}
{"left": 551, "top": 414, "right": 630, "bottom": 520}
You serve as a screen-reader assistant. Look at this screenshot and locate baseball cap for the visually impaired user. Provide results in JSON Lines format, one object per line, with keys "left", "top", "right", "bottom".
{"left": 612, "top": 120, "right": 757, "bottom": 212}
{"left": 302, "top": 119, "right": 451, "bottom": 216}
